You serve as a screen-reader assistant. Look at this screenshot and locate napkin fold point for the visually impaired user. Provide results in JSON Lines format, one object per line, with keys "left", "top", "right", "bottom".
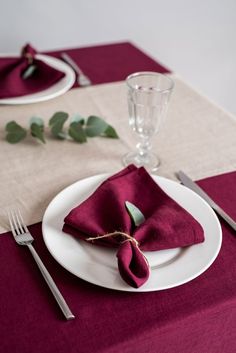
{"left": 117, "top": 240, "right": 150, "bottom": 288}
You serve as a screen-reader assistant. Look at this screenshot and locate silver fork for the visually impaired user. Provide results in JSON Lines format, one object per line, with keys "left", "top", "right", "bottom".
{"left": 8, "top": 209, "right": 75, "bottom": 320}
{"left": 61, "top": 52, "right": 92, "bottom": 87}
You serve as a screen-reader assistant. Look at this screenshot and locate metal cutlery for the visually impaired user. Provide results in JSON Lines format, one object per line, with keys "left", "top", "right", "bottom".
{"left": 8, "top": 209, "right": 75, "bottom": 320}
{"left": 61, "top": 52, "right": 91, "bottom": 87}
{"left": 178, "top": 170, "right": 236, "bottom": 233}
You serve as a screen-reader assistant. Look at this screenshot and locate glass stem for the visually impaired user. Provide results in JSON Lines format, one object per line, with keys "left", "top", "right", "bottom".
{"left": 136, "top": 137, "right": 152, "bottom": 159}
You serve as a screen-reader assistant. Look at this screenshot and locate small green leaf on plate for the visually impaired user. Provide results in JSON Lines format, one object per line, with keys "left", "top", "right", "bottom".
{"left": 22, "top": 64, "right": 37, "bottom": 79}
{"left": 85, "top": 115, "right": 108, "bottom": 137}
{"left": 68, "top": 122, "right": 87, "bottom": 143}
{"left": 30, "top": 123, "right": 45, "bottom": 144}
{"left": 5, "top": 121, "right": 27, "bottom": 143}
{"left": 125, "top": 201, "right": 145, "bottom": 227}
{"left": 49, "top": 111, "right": 68, "bottom": 138}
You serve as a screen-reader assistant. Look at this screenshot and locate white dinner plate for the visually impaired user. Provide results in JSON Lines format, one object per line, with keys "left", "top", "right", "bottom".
{"left": 0, "top": 54, "right": 75, "bottom": 105}
{"left": 42, "top": 174, "right": 222, "bottom": 292}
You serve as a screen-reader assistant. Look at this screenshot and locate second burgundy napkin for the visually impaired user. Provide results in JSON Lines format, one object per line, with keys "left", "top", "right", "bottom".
{"left": 63, "top": 165, "right": 204, "bottom": 288}
{"left": 0, "top": 44, "right": 65, "bottom": 99}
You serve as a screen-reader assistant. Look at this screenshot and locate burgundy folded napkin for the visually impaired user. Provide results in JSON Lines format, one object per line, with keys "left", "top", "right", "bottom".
{"left": 0, "top": 44, "right": 65, "bottom": 99}
{"left": 63, "top": 165, "right": 204, "bottom": 288}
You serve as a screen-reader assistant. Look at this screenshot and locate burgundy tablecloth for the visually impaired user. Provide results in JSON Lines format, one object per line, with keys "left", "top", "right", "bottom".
{"left": 0, "top": 43, "right": 235, "bottom": 353}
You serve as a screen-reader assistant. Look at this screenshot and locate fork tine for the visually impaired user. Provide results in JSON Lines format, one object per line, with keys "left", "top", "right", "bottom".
{"left": 14, "top": 209, "right": 25, "bottom": 234}
{"left": 10, "top": 210, "right": 21, "bottom": 235}
{"left": 7, "top": 210, "right": 17, "bottom": 237}
{"left": 17, "top": 209, "right": 29, "bottom": 233}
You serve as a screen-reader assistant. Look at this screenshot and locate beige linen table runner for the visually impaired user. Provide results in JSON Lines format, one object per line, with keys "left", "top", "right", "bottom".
{"left": 1, "top": 74, "right": 236, "bottom": 232}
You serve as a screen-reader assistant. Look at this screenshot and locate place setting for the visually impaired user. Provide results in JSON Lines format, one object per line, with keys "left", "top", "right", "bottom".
{"left": 42, "top": 164, "right": 222, "bottom": 293}
{"left": 0, "top": 43, "right": 89, "bottom": 105}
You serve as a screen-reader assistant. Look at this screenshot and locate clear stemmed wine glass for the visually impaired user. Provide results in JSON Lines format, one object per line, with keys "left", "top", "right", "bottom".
{"left": 122, "top": 72, "right": 174, "bottom": 171}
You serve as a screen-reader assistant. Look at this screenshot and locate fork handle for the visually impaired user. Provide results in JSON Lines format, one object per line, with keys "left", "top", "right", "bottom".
{"left": 27, "top": 244, "right": 75, "bottom": 320}
{"left": 61, "top": 53, "right": 83, "bottom": 75}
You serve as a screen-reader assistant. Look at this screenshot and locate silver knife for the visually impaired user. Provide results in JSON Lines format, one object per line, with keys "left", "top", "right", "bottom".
{"left": 178, "top": 170, "right": 236, "bottom": 232}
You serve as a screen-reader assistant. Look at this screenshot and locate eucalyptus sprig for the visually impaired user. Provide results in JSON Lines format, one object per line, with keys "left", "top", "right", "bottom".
{"left": 5, "top": 111, "right": 119, "bottom": 144}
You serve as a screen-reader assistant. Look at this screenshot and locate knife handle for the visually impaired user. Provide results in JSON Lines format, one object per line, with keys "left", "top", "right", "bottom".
{"left": 214, "top": 206, "right": 236, "bottom": 232}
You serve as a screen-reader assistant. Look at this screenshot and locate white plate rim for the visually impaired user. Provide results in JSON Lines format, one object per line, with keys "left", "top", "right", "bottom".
{"left": 42, "top": 173, "right": 222, "bottom": 292}
{"left": 0, "top": 53, "right": 76, "bottom": 104}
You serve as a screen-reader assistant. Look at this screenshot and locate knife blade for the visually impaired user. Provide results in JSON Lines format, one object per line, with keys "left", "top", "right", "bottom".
{"left": 178, "top": 170, "right": 236, "bottom": 232}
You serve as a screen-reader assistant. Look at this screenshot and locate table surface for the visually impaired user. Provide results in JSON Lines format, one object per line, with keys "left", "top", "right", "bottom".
{"left": 0, "top": 42, "right": 235, "bottom": 353}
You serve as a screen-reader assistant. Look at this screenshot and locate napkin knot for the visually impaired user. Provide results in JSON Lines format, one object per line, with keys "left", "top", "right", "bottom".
{"left": 21, "top": 44, "right": 36, "bottom": 64}
{"left": 86, "top": 231, "right": 150, "bottom": 288}
{"left": 87, "top": 231, "right": 140, "bottom": 247}
{"left": 23, "top": 53, "right": 34, "bottom": 65}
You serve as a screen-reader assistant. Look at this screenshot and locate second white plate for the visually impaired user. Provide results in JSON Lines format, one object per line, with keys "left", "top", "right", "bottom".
{"left": 42, "top": 174, "right": 222, "bottom": 292}
{"left": 0, "top": 54, "right": 75, "bottom": 105}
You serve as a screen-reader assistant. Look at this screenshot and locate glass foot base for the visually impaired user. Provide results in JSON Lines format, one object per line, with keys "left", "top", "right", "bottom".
{"left": 122, "top": 151, "right": 161, "bottom": 172}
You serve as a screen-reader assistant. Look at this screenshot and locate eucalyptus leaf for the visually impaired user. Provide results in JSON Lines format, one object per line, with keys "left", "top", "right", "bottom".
{"left": 5, "top": 121, "right": 27, "bottom": 143}
{"left": 57, "top": 131, "right": 68, "bottom": 140}
{"left": 125, "top": 201, "right": 145, "bottom": 227}
{"left": 22, "top": 64, "right": 37, "bottom": 80}
{"left": 68, "top": 122, "right": 87, "bottom": 143}
{"left": 70, "top": 113, "right": 85, "bottom": 125}
{"left": 30, "top": 116, "right": 44, "bottom": 127}
{"left": 30, "top": 123, "right": 45, "bottom": 144}
{"left": 103, "top": 125, "right": 119, "bottom": 138}
{"left": 5, "top": 121, "right": 27, "bottom": 144}
{"left": 85, "top": 115, "right": 108, "bottom": 137}
{"left": 49, "top": 111, "right": 68, "bottom": 138}
{"left": 49, "top": 111, "right": 68, "bottom": 125}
